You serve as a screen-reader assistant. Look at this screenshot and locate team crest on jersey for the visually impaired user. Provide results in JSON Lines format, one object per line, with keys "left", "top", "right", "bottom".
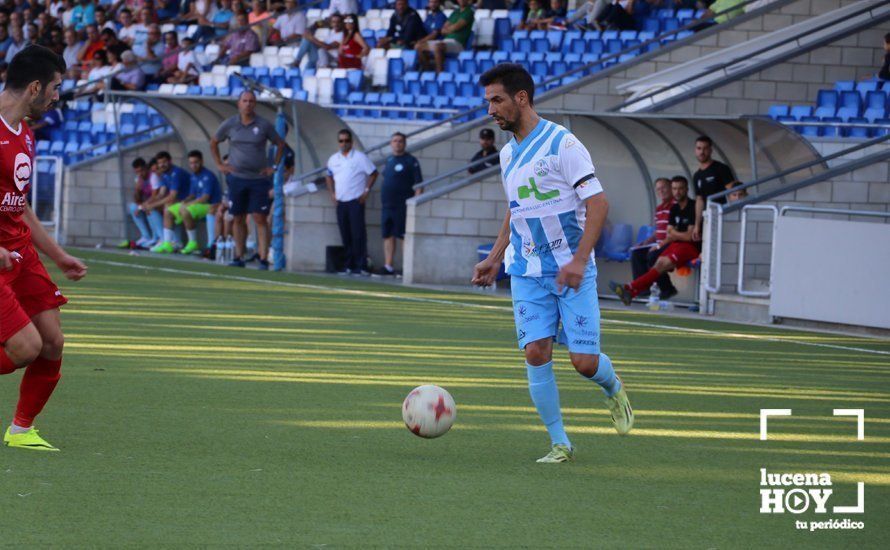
{"left": 534, "top": 156, "right": 560, "bottom": 178}
{"left": 13, "top": 152, "right": 31, "bottom": 191}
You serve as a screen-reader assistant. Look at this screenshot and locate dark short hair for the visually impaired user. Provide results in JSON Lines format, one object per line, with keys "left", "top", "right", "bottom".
{"left": 121, "top": 8, "right": 132, "bottom": 15}
{"left": 391, "top": 131, "right": 406, "bottom": 141}
{"left": 132, "top": 157, "right": 146, "bottom": 169}
{"left": 338, "top": 128, "right": 353, "bottom": 139}
{"left": 188, "top": 150, "right": 203, "bottom": 160}
{"left": 156, "top": 151, "right": 172, "bottom": 161}
{"left": 479, "top": 128, "right": 495, "bottom": 140}
{"left": 100, "top": 28, "right": 116, "bottom": 39}
{"left": 5, "top": 44, "right": 66, "bottom": 92}
{"left": 695, "top": 135, "right": 713, "bottom": 146}
{"left": 654, "top": 177, "right": 670, "bottom": 185}
{"left": 671, "top": 175, "right": 689, "bottom": 186}
{"left": 478, "top": 63, "right": 535, "bottom": 106}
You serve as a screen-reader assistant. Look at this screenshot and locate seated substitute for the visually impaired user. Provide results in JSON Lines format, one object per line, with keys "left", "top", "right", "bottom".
{"left": 610, "top": 175, "right": 699, "bottom": 305}
{"left": 629, "top": 177, "right": 676, "bottom": 298}
{"left": 179, "top": 150, "right": 223, "bottom": 255}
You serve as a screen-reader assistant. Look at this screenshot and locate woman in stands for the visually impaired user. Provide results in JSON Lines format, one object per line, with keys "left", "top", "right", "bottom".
{"left": 157, "top": 31, "right": 179, "bottom": 83}
{"left": 338, "top": 14, "right": 368, "bottom": 70}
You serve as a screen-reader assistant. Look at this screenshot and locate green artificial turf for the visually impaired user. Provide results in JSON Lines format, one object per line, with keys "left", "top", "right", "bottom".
{"left": 1, "top": 250, "right": 887, "bottom": 547}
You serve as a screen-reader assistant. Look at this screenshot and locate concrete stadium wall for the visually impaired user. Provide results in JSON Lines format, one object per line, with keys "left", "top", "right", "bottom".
{"left": 62, "top": 136, "right": 184, "bottom": 247}
{"left": 537, "top": 0, "right": 869, "bottom": 115}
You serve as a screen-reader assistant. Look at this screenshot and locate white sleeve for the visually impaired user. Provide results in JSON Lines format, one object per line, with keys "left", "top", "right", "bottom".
{"left": 360, "top": 153, "right": 376, "bottom": 175}
{"left": 560, "top": 134, "right": 602, "bottom": 200}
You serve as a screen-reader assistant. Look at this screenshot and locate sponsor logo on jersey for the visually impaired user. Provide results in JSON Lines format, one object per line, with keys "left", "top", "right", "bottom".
{"left": 14, "top": 152, "right": 31, "bottom": 192}
{"left": 0, "top": 191, "right": 27, "bottom": 212}
{"left": 518, "top": 177, "right": 560, "bottom": 202}
{"left": 522, "top": 237, "right": 564, "bottom": 258}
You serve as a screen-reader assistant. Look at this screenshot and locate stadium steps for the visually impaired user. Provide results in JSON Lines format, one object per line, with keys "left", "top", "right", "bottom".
{"left": 612, "top": 0, "right": 890, "bottom": 113}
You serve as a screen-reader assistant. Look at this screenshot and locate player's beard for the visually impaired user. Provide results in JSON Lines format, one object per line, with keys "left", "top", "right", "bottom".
{"left": 28, "top": 88, "right": 55, "bottom": 120}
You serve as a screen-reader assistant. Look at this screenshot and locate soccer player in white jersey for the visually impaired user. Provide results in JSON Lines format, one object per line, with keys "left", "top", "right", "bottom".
{"left": 472, "top": 64, "right": 634, "bottom": 463}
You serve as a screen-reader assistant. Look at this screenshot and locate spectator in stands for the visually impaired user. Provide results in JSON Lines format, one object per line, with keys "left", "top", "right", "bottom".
{"left": 611, "top": 175, "right": 698, "bottom": 305}
{"left": 630, "top": 177, "right": 675, "bottom": 298}
{"left": 157, "top": 30, "right": 179, "bottom": 82}
{"left": 134, "top": 23, "right": 164, "bottom": 79}
{"left": 178, "top": 150, "right": 222, "bottom": 255}
{"left": 691, "top": 135, "right": 734, "bottom": 241}
{"left": 184, "top": 0, "right": 215, "bottom": 24}
{"left": 62, "top": 27, "right": 81, "bottom": 76}
{"left": 77, "top": 24, "right": 104, "bottom": 69}
{"left": 701, "top": 0, "right": 745, "bottom": 25}
{"left": 117, "top": 8, "right": 138, "bottom": 45}
{"left": 95, "top": 6, "right": 117, "bottom": 32}
{"left": 218, "top": 10, "right": 260, "bottom": 65}
{"left": 539, "top": 0, "right": 568, "bottom": 30}
{"left": 111, "top": 49, "right": 146, "bottom": 90}
{"left": 414, "top": 0, "right": 447, "bottom": 59}
{"left": 468, "top": 128, "right": 499, "bottom": 174}
{"left": 131, "top": 7, "right": 153, "bottom": 49}
{"left": 596, "top": 0, "right": 636, "bottom": 31}
{"left": 127, "top": 157, "right": 159, "bottom": 248}
{"left": 30, "top": 105, "right": 64, "bottom": 142}
{"left": 4, "top": 23, "right": 28, "bottom": 63}
{"left": 377, "top": 0, "right": 425, "bottom": 50}
{"left": 565, "top": 0, "right": 606, "bottom": 31}
{"left": 271, "top": 0, "right": 306, "bottom": 45}
{"left": 325, "top": 0, "right": 358, "bottom": 18}
{"left": 519, "top": 0, "right": 547, "bottom": 31}
{"left": 193, "top": 0, "right": 236, "bottom": 41}
{"left": 148, "top": 150, "right": 192, "bottom": 253}
{"left": 0, "top": 27, "right": 11, "bottom": 60}
{"left": 48, "top": 0, "right": 65, "bottom": 19}
{"left": 337, "top": 14, "right": 368, "bottom": 69}
{"left": 70, "top": 0, "right": 96, "bottom": 32}
{"left": 326, "top": 128, "right": 377, "bottom": 276}
{"left": 210, "top": 90, "right": 286, "bottom": 269}
{"left": 248, "top": 0, "right": 274, "bottom": 26}
{"left": 475, "top": 0, "right": 509, "bottom": 8}
{"left": 82, "top": 49, "right": 112, "bottom": 93}
{"left": 44, "top": 26, "right": 65, "bottom": 55}
{"left": 725, "top": 180, "right": 748, "bottom": 203}
{"left": 878, "top": 32, "right": 890, "bottom": 82}
{"left": 293, "top": 12, "right": 342, "bottom": 69}
{"left": 419, "top": 0, "right": 473, "bottom": 73}
{"left": 101, "top": 28, "right": 129, "bottom": 59}
{"left": 377, "top": 132, "right": 422, "bottom": 276}
{"left": 169, "top": 36, "right": 199, "bottom": 83}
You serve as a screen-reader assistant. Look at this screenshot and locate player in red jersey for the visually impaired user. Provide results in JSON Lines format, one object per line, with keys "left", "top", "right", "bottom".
{"left": 0, "top": 45, "right": 87, "bottom": 451}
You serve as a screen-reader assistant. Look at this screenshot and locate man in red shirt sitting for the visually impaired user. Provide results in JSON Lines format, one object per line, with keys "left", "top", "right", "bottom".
{"left": 611, "top": 175, "right": 699, "bottom": 305}
{"left": 630, "top": 177, "right": 676, "bottom": 299}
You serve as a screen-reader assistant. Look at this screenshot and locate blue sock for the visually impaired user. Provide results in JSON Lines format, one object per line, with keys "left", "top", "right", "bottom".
{"left": 526, "top": 361, "right": 571, "bottom": 448}
{"left": 584, "top": 353, "right": 622, "bottom": 397}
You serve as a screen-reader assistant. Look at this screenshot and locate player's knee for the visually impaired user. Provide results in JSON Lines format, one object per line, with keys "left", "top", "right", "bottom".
{"left": 524, "top": 340, "right": 552, "bottom": 366}
{"left": 655, "top": 257, "right": 673, "bottom": 272}
{"left": 571, "top": 354, "right": 599, "bottom": 378}
{"left": 41, "top": 332, "right": 64, "bottom": 359}
{"left": 10, "top": 335, "right": 43, "bottom": 368}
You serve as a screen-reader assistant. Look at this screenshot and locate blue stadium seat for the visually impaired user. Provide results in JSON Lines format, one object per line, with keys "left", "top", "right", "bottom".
{"left": 532, "top": 37, "right": 549, "bottom": 53}
{"left": 387, "top": 58, "right": 404, "bottom": 87}
{"left": 874, "top": 118, "right": 890, "bottom": 136}
{"left": 821, "top": 116, "right": 842, "bottom": 137}
{"left": 601, "top": 30, "right": 619, "bottom": 41}
{"left": 661, "top": 18, "right": 680, "bottom": 33}
{"left": 545, "top": 30, "right": 564, "bottom": 51}
{"left": 789, "top": 105, "right": 813, "bottom": 120}
{"left": 37, "top": 141, "right": 50, "bottom": 155}
{"left": 587, "top": 39, "right": 604, "bottom": 56}
{"left": 187, "top": 85, "right": 201, "bottom": 95}
{"left": 619, "top": 30, "right": 638, "bottom": 41}
{"left": 635, "top": 225, "right": 655, "bottom": 246}
{"left": 845, "top": 118, "right": 870, "bottom": 138}
{"left": 604, "top": 224, "right": 633, "bottom": 261}
{"left": 855, "top": 80, "right": 879, "bottom": 99}
{"left": 202, "top": 86, "right": 217, "bottom": 96}
{"left": 531, "top": 60, "right": 548, "bottom": 79}
{"left": 271, "top": 67, "right": 286, "bottom": 89}
{"left": 50, "top": 141, "right": 64, "bottom": 155}
{"left": 63, "top": 120, "right": 78, "bottom": 134}
{"left": 837, "top": 91, "right": 861, "bottom": 120}
{"left": 492, "top": 51, "right": 509, "bottom": 64}
{"left": 768, "top": 105, "right": 789, "bottom": 119}
{"left": 799, "top": 116, "right": 820, "bottom": 137}
{"left": 416, "top": 94, "right": 434, "bottom": 121}
{"left": 494, "top": 18, "right": 512, "bottom": 47}
{"left": 568, "top": 38, "right": 585, "bottom": 55}
{"left": 863, "top": 91, "right": 886, "bottom": 121}
{"left": 676, "top": 8, "right": 694, "bottom": 21}
{"left": 333, "top": 78, "right": 350, "bottom": 103}
{"left": 606, "top": 39, "right": 623, "bottom": 54}
{"left": 642, "top": 18, "right": 660, "bottom": 33}
{"left": 346, "top": 91, "right": 364, "bottom": 117}
{"left": 834, "top": 80, "right": 854, "bottom": 92}
{"left": 656, "top": 8, "right": 675, "bottom": 19}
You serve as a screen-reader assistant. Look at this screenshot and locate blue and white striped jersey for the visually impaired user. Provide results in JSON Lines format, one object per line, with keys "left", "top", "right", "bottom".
{"left": 500, "top": 118, "right": 603, "bottom": 278}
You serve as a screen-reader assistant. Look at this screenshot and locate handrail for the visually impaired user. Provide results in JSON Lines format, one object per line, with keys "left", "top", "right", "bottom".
{"left": 779, "top": 206, "right": 890, "bottom": 219}
{"left": 611, "top": 0, "right": 888, "bottom": 112}
{"left": 411, "top": 164, "right": 501, "bottom": 204}
{"left": 709, "top": 131, "right": 890, "bottom": 204}
{"left": 723, "top": 147, "right": 890, "bottom": 213}
{"left": 413, "top": 151, "right": 500, "bottom": 191}
{"left": 71, "top": 122, "right": 172, "bottom": 156}
{"left": 289, "top": 0, "right": 772, "bottom": 183}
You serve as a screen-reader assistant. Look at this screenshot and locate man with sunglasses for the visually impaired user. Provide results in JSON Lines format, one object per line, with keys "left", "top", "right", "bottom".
{"left": 326, "top": 129, "right": 378, "bottom": 276}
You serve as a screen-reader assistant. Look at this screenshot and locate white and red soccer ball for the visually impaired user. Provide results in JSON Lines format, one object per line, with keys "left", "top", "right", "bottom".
{"left": 402, "top": 385, "right": 456, "bottom": 438}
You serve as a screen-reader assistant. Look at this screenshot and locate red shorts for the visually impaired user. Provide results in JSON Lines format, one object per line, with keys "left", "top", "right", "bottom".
{"left": 661, "top": 241, "right": 700, "bottom": 267}
{"left": 0, "top": 245, "right": 67, "bottom": 343}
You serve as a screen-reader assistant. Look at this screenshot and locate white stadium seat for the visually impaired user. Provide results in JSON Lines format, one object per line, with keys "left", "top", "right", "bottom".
{"left": 173, "top": 84, "right": 189, "bottom": 95}
{"left": 476, "top": 17, "right": 495, "bottom": 47}
{"left": 211, "top": 64, "right": 228, "bottom": 75}
{"left": 302, "top": 75, "right": 318, "bottom": 102}
{"left": 198, "top": 72, "right": 215, "bottom": 87}
{"left": 249, "top": 53, "right": 265, "bottom": 67}
{"left": 158, "top": 83, "right": 175, "bottom": 94}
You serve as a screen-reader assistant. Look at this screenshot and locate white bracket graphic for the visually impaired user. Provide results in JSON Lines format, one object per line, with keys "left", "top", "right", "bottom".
{"left": 833, "top": 408, "right": 865, "bottom": 440}
{"left": 760, "top": 409, "right": 792, "bottom": 440}
{"left": 833, "top": 482, "right": 865, "bottom": 514}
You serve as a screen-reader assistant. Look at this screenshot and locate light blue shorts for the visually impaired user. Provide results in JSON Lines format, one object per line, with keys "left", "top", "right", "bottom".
{"left": 510, "top": 263, "right": 601, "bottom": 355}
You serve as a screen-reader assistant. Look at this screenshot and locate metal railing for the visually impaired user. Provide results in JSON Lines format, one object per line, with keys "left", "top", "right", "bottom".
{"left": 611, "top": 0, "right": 889, "bottom": 113}
{"left": 737, "top": 204, "right": 776, "bottom": 297}
{"left": 703, "top": 200, "right": 723, "bottom": 295}
{"left": 33, "top": 155, "right": 64, "bottom": 242}
{"left": 413, "top": 151, "right": 500, "bottom": 192}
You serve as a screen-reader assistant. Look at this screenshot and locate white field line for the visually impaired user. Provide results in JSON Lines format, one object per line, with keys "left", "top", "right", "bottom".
{"left": 88, "top": 259, "right": 890, "bottom": 357}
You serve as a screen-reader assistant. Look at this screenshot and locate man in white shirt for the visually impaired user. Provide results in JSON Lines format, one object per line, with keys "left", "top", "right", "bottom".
{"left": 273, "top": 0, "right": 307, "bottom": 45}
{"left": 325, "top": 129, "right": 378, "bottom": 276}
{"left": 117, "top": 9, "right": 138, "bottom": 46}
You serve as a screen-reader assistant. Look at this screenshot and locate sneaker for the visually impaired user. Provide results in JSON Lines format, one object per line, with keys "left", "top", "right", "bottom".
{"left": 336, "top": 269, "right": 350, "bottom": 276}
{"left": 258, "top": 259, "right": 270, "bottom": 271}
{"left": 604, "top": 385, "right": 634, "bottom": 435}
{"left": 536, "top": 444, "right": 574, "bottom": 463}
{"left": 660, "top": 286, "right": 678, "bottom": 301}
{"left": 180, "top": 240, "right": 200, "bottom": 255}
{"left": 609, "top": 281, "right": 633, "bottom": 306}
{"left": 228, "top": 257, "right": 246, "bottom": 268}
{"left": 350, "top": 269, "right": 370, "bottom": 277}
{"left": 116, "top": 239, "right": 132, "bottom": 249}
{"left": 374, "top": 266, "right": 396, "bottom": 276}
{"left": 151, "top": 241, "right": 174, "bottom": 254}
{"left": 4, "top": 426, "right": 59, "bottom": 451}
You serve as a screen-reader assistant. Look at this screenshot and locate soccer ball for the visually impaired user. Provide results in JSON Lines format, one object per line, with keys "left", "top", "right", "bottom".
{"left": 402, "top": 385, "right": 456, "bottom": 438}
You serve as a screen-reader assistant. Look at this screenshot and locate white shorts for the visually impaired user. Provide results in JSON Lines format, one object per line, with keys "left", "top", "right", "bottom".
{"left": 427, "top": 38, "right": 464, "bottom": 54}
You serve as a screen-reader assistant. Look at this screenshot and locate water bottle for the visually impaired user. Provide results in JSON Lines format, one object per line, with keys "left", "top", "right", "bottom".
{"left": 246, "top": 236, "right": 257, "bottom": 259}
{"left": 647, "top": 283, "right": 661, "bottom": 311}
{"left": 659, "top": 301, "right": 674, "bottom": 311}
{"left": 215, "top": 237, "right": 225, "bottom": 264}
{"left": 225, "top": 235, "right": 235, "bottom": 263}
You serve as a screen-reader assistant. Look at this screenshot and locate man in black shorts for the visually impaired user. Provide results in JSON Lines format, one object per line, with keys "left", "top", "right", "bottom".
{"left": 691, "top": 135, "right": 735, "bottom": 242}
{"left": 211, "top": 90, "right": 286, "bottom": 269}
{"left": 377, "top": 132, "right": 422, "bottom": 276}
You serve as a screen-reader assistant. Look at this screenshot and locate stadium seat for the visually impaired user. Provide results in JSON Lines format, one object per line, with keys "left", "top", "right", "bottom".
{"left": 837, "top": 91, "right": 861, "bottom": 120}
{"left": 635, "top": 225, "right": 655, "bottom": 245}
{"left": 863, "top": 91, "right": 887, "bottom": 121}
{"left": 767, "top": 105, "right": 789, "bottom": 119}
{"left": 874, "top": 118, "right": 890, "bottom": 136}
{"left": 821, "top": 116, "right": 842, "bottom": 137}
{"left": 789, "top": 105, "right": 813, "bottom": 120}
{"left": 799, "top": 116, "right": 821, "bottom": 137}
{"left": 834, "top": 80, "right": 855, "bottom": 92}
{"left": 604, "top": 224, "right": 633, "bottom": 261}
{"left": 845, "top": 117, "right": 870, "bottom": 138}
